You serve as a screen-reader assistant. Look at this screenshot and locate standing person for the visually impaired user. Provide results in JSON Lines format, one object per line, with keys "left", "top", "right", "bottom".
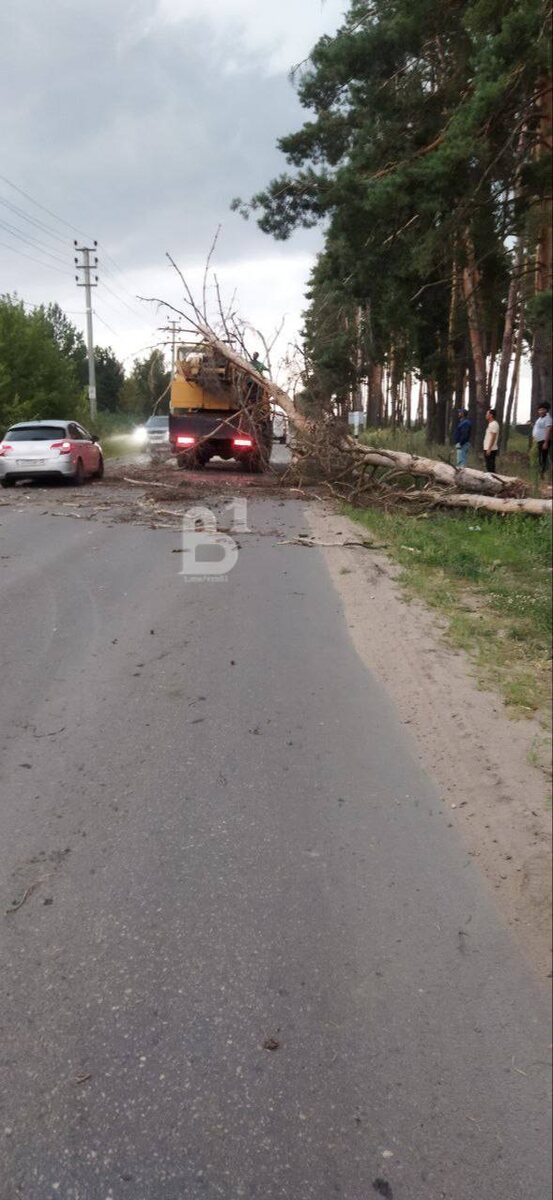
{"left": 454, "top": 408, "right": 472, "bottom": 468}
{"left": 532, "top": 401, "right": 552, "bottom": 477}
{"left": 483, "top": 408, "right": 500, "bottom": 472}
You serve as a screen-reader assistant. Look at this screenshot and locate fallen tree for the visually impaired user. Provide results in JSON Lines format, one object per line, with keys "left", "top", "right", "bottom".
{"left": 291, "top": 424, "right": 551, "bottom": 515}
{"left": 139, "top": 248, "right": 550, "bottom": 518}
{"left": 346, "top": 441, "right": 527, "bottom": 498}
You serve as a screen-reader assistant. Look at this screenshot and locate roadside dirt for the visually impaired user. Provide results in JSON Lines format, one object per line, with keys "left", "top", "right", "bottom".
{"left": 309, "top": 502, "right": 552, "bottom": 979}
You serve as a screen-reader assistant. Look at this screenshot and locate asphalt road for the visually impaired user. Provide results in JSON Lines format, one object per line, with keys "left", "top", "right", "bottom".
{"left": 0, "top": 489, "right": 550, "bottom": 1199}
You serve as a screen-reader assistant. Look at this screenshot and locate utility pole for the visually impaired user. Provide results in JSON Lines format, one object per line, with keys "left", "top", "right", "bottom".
{"left": 158, "top": 320, "right": 185, "bottom": 377}
{"left": 75, "top": 240, "right": 98, "bottom": 420}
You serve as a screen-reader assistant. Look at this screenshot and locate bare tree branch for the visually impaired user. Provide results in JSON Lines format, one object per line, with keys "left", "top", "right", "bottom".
{"left": 202, "top": 225, "right": 222, "bottom": 321}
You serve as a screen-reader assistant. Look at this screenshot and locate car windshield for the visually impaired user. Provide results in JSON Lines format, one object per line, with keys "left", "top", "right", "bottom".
{"left": 146, "top": 417, "right": 168, "bottom": 429}
{"left": 5, "top": 426, "right": 66, "bottom": 442}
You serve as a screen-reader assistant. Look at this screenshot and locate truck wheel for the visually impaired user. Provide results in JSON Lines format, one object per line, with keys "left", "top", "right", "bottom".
{"left": 244, "top": 453, "right": 263, "bottom": 474}
{"left": 177, "top": 453, "right": 195, "bottom": 470}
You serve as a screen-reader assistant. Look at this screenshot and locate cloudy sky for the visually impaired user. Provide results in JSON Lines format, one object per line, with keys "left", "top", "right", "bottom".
{"left": 0, "top": 0, "right": 346, "bottom": 372}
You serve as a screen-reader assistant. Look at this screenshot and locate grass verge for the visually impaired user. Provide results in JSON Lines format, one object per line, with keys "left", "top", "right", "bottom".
{"left": 347, "top": 504, "right": 552, "bottom": 723}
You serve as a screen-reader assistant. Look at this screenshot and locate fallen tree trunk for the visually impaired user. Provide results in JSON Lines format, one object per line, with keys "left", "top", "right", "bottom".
{"left": 402, "top": 490, "right": 552, "bottom": 516}
{"left": 290, "top": 425, "right": 549, "bottom": 513}
{"left": 347, "top": 440, "right": 528, "bottom": 498}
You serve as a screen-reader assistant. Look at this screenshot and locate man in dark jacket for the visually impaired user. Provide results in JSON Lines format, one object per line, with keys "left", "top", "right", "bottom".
{"left": 454, "top": 408, "right": 472, "bottom": 467}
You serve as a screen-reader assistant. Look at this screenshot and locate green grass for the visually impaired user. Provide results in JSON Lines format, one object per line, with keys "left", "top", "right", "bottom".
{"left": 347, "top": 504, "right": 552, "bottom": 721}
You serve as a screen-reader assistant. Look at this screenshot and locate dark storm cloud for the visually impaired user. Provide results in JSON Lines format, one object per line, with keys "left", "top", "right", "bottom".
{"left": 0, "top": 0, "right": 339, "bottom": 269}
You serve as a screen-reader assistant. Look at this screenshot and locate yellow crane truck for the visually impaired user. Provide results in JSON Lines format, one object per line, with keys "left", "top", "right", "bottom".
{"left": 169, "top": 342, "right": 273, "bottom": 472}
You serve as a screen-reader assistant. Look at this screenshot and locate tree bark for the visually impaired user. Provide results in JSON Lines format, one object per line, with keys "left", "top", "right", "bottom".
{"left": 405, "top": 372, "right": 412, "bottom": 429}
{"left": 452, "top": 356, "right": 467, "bottom": 438}
{"left": 367, "top": 362, "right": 384, "bottom": 427}
{"left": 531, "top": 75, "right": 553, "bottom": 415}
{"left": 416, "top": 379, "right": 425, "bottom": 428}
{"left": 352, "top": 306, "right": 364, "bottom": 412}
{"left": 503, "top": 310, "right": 525, "bottom": 450}
{"left": 426, "top": 378, "right": 437, "bottom": 443}
{"left": 384, "top": 367, "right": 391, "bottom": 425}
{"left": 486, "top": 320, "right": 498, "bottom": 401}
{"left": 435, "top": 349, "right": 450, "bottom": 445}
{"left": 402, "top": 491, "right": 550, "bottom": 516}
{"left": 495, "top": 241, "right": 524, "bottom": 426}
{"left": 390, "top": 352, "right": 401, "bottom": 427}
{"left": 462, "top": 231, "right": 488, "bottom": 446}
{"left": 467, "top": 355, "right": 477, "bottom": 432}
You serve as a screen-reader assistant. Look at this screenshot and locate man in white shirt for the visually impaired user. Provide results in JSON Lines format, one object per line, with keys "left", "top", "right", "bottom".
{"left": 532, "top": 402, "right": 552, "bottom": 477}
{"left": 483, "top": 408, "right": 500, "bottom": 472}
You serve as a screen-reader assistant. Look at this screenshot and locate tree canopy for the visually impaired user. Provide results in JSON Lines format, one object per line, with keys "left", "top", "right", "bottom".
{"left": 236, "top": 0, "right": 552, "bottom": 441}
{"left": 0, "top": 295, "right": 127, "bottom": 432}
{"left": 120, "top": 350, "right": 170, "bottom": 419}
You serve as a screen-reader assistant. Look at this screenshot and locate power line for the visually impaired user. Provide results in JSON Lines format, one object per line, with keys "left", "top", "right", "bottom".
{"left": 98, "top": 254, "right": 158, "bottom": 327}
{"left": 95, "top": 283, "right": 147, "bottom": 327}
{"left": 0, "top": 238, "right": 70, "bottom": 276}
{"left": 121, "top": 339, "right": 166, "bottom": 363}
{"left": 93, "top": 309, "right": 120, "bottom": 339}
{"left": 100, "top": 254, "right": 142, "bottom": 300}
{"left": 0, "top": 176, "right": 153, "bottom": 326}
{"left": 99, "top": 278, "right": 152, "bottom": 326}
{"left": 0, "top": 172, "right": 91, "bottom": 239}
{"left": 101, "top": 276, "right": 149, "bottom": 320}
{"left": 0, "top": 194, "right": 69, "bottom": 246}
{"left": 98, "top": 247, "right": 152, "bottom": 307}
{"left": 0, "top": 217, "right": 69, "bottom": 267}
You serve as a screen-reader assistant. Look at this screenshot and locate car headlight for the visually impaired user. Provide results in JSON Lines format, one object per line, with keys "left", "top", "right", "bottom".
{"left": 133, "top": 426, "right": 148, "bottom": 446}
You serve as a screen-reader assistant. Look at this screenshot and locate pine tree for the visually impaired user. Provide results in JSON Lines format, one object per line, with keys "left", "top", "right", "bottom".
{"left": 235, "top": 0, "right": 551, "bottom": 440}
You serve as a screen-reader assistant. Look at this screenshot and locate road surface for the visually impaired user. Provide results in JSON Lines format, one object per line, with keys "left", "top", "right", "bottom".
{"left": 0, "top": 483, "right": 550, "bottom": 1199}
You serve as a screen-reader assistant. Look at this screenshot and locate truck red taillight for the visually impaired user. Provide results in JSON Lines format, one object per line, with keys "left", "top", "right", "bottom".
{"left": 50, "top": 440, "right": 72, "bottom": 455}
{"left": 0, "top": 443, "right": 13, "bottom": 456}
{"left": 176, "top": 435, "right": 196, "bottom": 447}
{"left": 233, "top": 436, "right": 253, "bottom": 449}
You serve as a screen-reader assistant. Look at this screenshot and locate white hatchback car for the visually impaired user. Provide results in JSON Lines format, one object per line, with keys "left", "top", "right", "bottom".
{"left": 0, "top": 420, "right": 104, "bottom": 487}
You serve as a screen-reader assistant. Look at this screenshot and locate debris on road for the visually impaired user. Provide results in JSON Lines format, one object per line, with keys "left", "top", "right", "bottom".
{"left": 5, "top": 876, "right": 49, "bottom": 915}
{"left": 262, "top": 1036, "right": 281, "bottom": 1052}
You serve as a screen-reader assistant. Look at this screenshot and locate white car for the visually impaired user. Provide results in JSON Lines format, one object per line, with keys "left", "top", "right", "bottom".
{"left": 272, "top": 407, "right": 288, "bottom": 444}
{"left": 0, "top": 420, "right": 104, "bottom": 487}
{"left": 144, "top": 414, "right": 170, "bottom": 458}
